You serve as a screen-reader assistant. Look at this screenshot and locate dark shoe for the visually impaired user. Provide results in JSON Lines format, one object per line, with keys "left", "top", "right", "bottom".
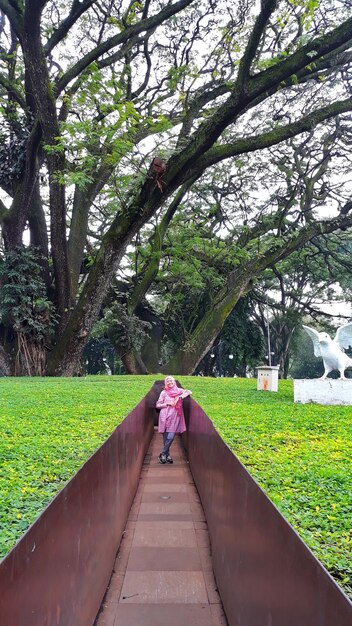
{"left": 166, "top": 455, "right": 173, "bottom": 464}
{"left": 159, "top": 453, "right": 166, "bottom": 464}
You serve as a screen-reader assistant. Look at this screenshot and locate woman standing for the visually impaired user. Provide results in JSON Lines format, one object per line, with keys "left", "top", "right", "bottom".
{"left": 156, "top": 376, "right": 192, "bottom": 464}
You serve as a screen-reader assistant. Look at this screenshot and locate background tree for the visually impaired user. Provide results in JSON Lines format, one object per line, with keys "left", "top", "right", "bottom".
{"left": 107, "top": 123, "right": 352, "bottom": 375}
{"left": 194, "top": 298, "right": 264, "bottom": 377}
{"left": 82, "top": 336, "right": 121, "bottom": 375}
{"left": 250, "top": 229, "right": 352, "bottom": 377}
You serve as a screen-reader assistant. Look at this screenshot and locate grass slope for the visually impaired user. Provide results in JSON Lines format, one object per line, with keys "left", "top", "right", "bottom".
{"left": 0, "top": 376, "right": 153, "bottom": 558}
{"left": 0, "top": 376, "right": 351, "bottom": 598}
{"left": 184, "top": 376, "right": 351, "bottom": 598}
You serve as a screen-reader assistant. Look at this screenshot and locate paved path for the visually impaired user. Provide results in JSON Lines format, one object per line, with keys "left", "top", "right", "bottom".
{"left": 94, "top": 430, "right": 227, "bottom": 626}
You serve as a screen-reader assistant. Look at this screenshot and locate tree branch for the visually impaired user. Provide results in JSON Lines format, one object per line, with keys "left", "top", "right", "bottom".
{"left": 292, "top": 43, "right": 352, "bottom": 87}
{"left": 127, "top": 177, "right": 197, "bottom": 315}
{"left": 190, "top": 97, "right": 352, "bottom": 176}
{"left": 44, "top": 0, "right": 96, "bottom": 55}
{"left": 0, "top": 71, "right": 26, "bottom": 108}
{"left": 56, "top": 0, "right": 197, "bottom": 93}
{"left": 164, "top": 16, "right": 352, "bottom": 190}
{"left": 249, "top": 16, "right": 352, "bottom": 96}
{"left": 2, "top": 120, "right": 42, "bottom": 248}
{"left": 0, "top": 0, "right": 23, "bottom": 34}
{"left": 237, "top": 0, "right": 278, "bottom": 85}
{"left": 245, "top": 213, "right": 352, "bottom": 277}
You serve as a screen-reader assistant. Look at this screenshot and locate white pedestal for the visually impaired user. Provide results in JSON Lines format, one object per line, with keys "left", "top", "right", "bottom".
{"left": 257, "top": 366, "right": 280, "bottom": 392}
{"left": 294, "top": 379, "right": 352, "bottom": 405}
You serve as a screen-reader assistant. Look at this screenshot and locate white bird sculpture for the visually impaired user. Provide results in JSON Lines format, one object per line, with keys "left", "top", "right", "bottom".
{"left": 302, "top": 323, "right": 352, "bottom": 379}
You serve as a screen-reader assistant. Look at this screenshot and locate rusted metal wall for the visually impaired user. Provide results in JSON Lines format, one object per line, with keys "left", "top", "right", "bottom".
{"left": 184, "top": 398, "right": 352, "bottom": 626}
{"left": 3, "top": 381, "right": 351, "bottom": 626}
{"left": 0, "top": 383, "right": 160, "bottom": 626}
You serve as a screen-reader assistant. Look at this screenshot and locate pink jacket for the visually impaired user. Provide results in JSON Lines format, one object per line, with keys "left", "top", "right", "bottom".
{"left": 156, "top": 389, "right": 187, "bottom": 433}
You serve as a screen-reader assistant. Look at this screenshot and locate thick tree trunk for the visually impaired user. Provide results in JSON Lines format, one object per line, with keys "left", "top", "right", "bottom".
{"left": 2, "top": 184, "right": 29, "bottom": 249}
{"left": 120, "top": 350, "right": 148, "bottom": 375}
{"left": 141, "top": 334, "right": 162, "bottom": 373}
{"left": 138, "top": 307, "right": 163, "bottom": 373}
{"left": 28, "top": 180, "right": 51, "bottom": 288}
{"left": 22, "top": 24, "right": 71, "bottom": 322}
{"left": 68, "top": 188, "right": 91, "bottom": 299}
{"left": 163, "top": 279, "right": 250, "bottom": 375}
{"left": 2, "top": 123, "right": 42, "bottom": 251}
{"left": 68, "top": 167, "right": 114, "bottom": 299}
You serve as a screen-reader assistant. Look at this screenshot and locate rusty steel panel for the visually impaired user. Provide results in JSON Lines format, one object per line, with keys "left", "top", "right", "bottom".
{"left": 184, "top": 399, "right": 352, "bottom": 626}
{"left": 0, "top": 383, "right": 160, "bottom": 626}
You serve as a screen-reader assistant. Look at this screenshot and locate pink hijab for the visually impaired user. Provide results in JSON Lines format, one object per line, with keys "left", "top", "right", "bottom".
{"left": 164, "top": 377, "right": 183, "bottom": 414}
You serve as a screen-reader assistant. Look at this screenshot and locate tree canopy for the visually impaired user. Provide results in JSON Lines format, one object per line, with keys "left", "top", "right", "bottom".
{"left": 0, "top": 0, "right": 351, "bottom": 375}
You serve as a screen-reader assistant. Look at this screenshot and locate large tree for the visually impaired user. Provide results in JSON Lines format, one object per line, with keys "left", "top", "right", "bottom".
{"left": 106, "top": 121, "right": 352, "bottom": 374}
{"left": 0, "top": 0, "right": 351, "bottom": 375}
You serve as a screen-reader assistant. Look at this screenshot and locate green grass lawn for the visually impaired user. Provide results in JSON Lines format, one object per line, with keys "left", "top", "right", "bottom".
{"left": 0, "top": 376, "right": 153, "bottom": 558}
{"left": 0, "top": 375, "right": 351, "bottom": 598}
{"left": 186, "top": 377, "right": 352, "bottom": 598}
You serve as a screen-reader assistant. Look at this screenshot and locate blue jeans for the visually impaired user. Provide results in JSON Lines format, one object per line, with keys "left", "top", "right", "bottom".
{"left": 162, "top": 432, "right": 175, "bottom": 456}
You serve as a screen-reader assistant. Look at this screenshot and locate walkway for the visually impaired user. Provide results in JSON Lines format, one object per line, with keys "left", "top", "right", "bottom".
{"left": 94, "top": 430, "right": 227, "bottom": 626}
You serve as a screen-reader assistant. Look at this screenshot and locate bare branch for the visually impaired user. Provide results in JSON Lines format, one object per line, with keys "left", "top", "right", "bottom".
{"left": 0, "top": 72, "right": 26, "bottom": 108}
{"left": 191, "top": 98, "right": 352, "bottom": 176}
{"left": 56, "top": 0, "right": 197, "bottom": 93}
{"left": 44, "top": 0, "right": 96, "bottom": 55}
{"left": 237, "top": 0, "right": 278, "bottom": 85}
{"left": 0, "top": 0, "right": 23, "bottom": 33}
{"left": 164, "top": 17, "right": 352, "bottom": 189}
